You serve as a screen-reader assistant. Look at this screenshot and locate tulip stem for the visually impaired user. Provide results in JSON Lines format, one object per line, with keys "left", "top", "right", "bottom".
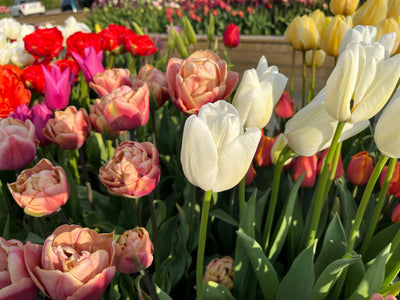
{"left": 132, "top": 251, "right": 159, "bottom": 300}
{"left": 308, "top": 48, "right": 316, "bottom": 103}
{"left": 148, "top": 192, "right": 161, "bottom": 285}
{"left": 107, "top": 53, "right": 115, "bottom": 69}
{"left": 290, "top": 48, "right": 295, "bottom": 97}
{"left": 306, "top": 121, "right": 345, "bottom": 247}
{"left": 196, "top": 190, "right": 212, "bottom": 300}
{"left": 360, "top": 157, "right": 396, "bottom": 255}
{"left": 302, "top": 51, "right": 307, "bottom": 108}
{"left": 135, "top": 197, "right": 142, "bottom": 226}
{"left": 346, "top": 155, "right": 389, "bottom": 252}
{"left": 263, "top": 145, "right": 292, "bottom": 252}
{"left": 78, "top": 147, "right": 93, "bottom": 205}
{"left": 238, "top": 176, "right": 246, "bottom": 218}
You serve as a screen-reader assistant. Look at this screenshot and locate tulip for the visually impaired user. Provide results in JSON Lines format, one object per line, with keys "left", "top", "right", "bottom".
{"left": 392, "top": 203, "right": 400, "bottom": 223}
{"left": 137, "top": 64, "right": 169, "bottom": 110}
{"left": 223, "top": 23, "right": 240, "bottom": 48}
{"left": 376, "top": 18, "right": 400, "bottom": 55}
{"left": 283, "top": 89, "right": 370, "bottom": 157}
{"left": 374, "top": 88, "right": 400, "bottom": 158}
{"left": 232, "top": 56, "right": 287, "bottom": 128}
{"left": 24, "top": 224, "right": 117, "bottom": 300}
{"left": 0, "top": 238, "right": 39, "bottom": 300}
{"left": 292, "top": 155, "right": 318, "bottom": 187}
{"left": 346, "top": 151, "right": 374, "bottom": 185}
{"left": 254, "top": 131, "right": 276, "bottom": 167}
{"left": 89, "top": 102, "right": 125, "bottom": 138}
{"left": 274, "top": 90, "right": 295, "bottom": 119}
{"left": 380, "top": 162, "right": 400, "bottom": 196}
{"left": 30, "top": 103, "right": 53, "bottom": 146}
{"left": 42, "top": 106, "right": 91, "bottom": 150}
{"left": 305, "top": 49, "right": 326, "bottom": 67}
{"left": 325, "top": 39, "right": 400, "bottom": 124}
{"left": 270, "top": 133, "right": 293, "bottom": 166}
{"left": 95, "top": 81, "right": 149, "bottom": 131}
{"left": 7, "top": 158, "right": 69, "bottom": 217}
{"left": 180, "top": 100, "right": 261, "bottom": 193}
{"left": 203, "top": 256, "right": 234, "bottom": 290}
{"left": 8, "top": 103, "right": 30, "bottom": 121}
{"left": 329, "top": 0, "right": 360, "bottom": 15}
{"left": 89, "top": 68, "right": 132, "bottom": 98}
{"left": 320, "top": 15, "right": 352, "bottom": 57}
{"left": 99, "top": 141, "right": 160, "bottom": 198}
{"left": 0, "top": 118, "right": 38, "bottom": 170}
{"left": 71, "top": 46, "right": 105, "bottom": 83}
{"left": 309, "top": 9, "right": 326, "bottom": 36}
{"left": 317, "top": 148, "right": 344, "bottom": 180}
{"left": 387, "top": 0, "right": 400, "bottom": 18}
{"left": 166, "top": 50, "right": 239, "bottom": 115}
{"left": 284, "top": 15, "right": 320, "bottom": 51}
{"left": 352, "top": 0, "right": 387, "bottom": 26}
{"left": 115, "top": 227, "right": 154, "bottom": 274}
{"left": 245, "top": 163, "right": 256, "bottom": 186}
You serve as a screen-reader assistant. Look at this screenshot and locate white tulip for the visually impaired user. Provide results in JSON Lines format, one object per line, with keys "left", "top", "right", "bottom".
{"left": 326, "top": 40, "right": 400, "bottom": 123}
{"left": 374, "top": 87, "right": 400, "bottom": 158}
{"left": 284, "top": 89, "right": 370, "bottom": 156}
{"left": 232, "top": 56, "right": 287, "bottom": 129}
{"left": 180, "top": 100, "right": 261, "bottom": 193}
{"left": 0, "top": 48, "right": 11, "bottom": 65}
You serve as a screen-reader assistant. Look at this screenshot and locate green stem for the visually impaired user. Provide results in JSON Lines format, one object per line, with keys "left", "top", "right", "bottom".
{"left": 106, "top": 139, "right": 114, "bottom": 160}
{"left": 131, "top": 251, "right": 159, "bottom": 300}
{"left": 107, "top": 53, "right": 115, "bottom": 69}
{"left": 135, "top": 197, "right": 142, "bottom": 226}
{"left": 360, "top": 157, "right": 396, "bottom": 255}
{"left": 329, "top": 142, "right": 342, "bottom": 182}
{"left": 196, "top": 190, "right": 212, "bottom": 300}
{"left": 238, "top": 177, "right": 246, "bottom": 218}
{"left": 148, "top": 193, "right": 161, "bottom": 285}
{"left": 263, "top": 145, "right": 292, "bottom": 252}
{"left": 308, "top": 48, "right": 316, "bottom": 103}
{"left": 290, "top": 48, "right": 296, "bottom": 97}
{"left": 302, "top": 50, "right": 307, "bottom": 108}
{"left": 129, "top": 56, "right": 138, "bottom": 74}
{"left": 306, "top": 121, "right": 346, "bottom": 247}
{"left": 78, "top": 147, "right": 93, "bottom": 205}
{"left": 346, "top": 155, "right": 389, "bottom": 252}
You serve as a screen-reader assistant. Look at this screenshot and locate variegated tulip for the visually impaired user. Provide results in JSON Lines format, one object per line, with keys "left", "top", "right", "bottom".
{"left": 232, "top": 56, "right": 287, "bottom": 129}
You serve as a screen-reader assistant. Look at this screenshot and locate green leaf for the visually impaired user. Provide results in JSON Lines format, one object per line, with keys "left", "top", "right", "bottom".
{"left": 209, "top": 208, "right": 238, "bottom": 228}
{"left": 345, "top": 255, "right": 365, "bottom": 298}
{"left": 276, "top": 241, "right": 317, "bottom": 300}
{"left": 237, "top": 230, "right": 279, "bottom": 300}
{"left": 314, "top": 214, "right": 347, "bottom": 278}
{"left": 311, "top": 256, "right": 361, "bottom": 300}
{"left": 348, "top": 244, "right": 391, "bottom": 300}
{"left": 363, "top": 223, "right": 400, "bottom": 262}
{"left": 1, "top": 214, "right": 10, "bottom": 240}
{"left": 155, "top": 284, "right": 174, "bottom": 300}
{"left": 336, "top": 180, "right": 357, "bottom": 236}
{"left": 203, "top": 281, "right": 236, "bottom": 300}
{"left": 268, "top": 173, "right": 304, "bottom": 261}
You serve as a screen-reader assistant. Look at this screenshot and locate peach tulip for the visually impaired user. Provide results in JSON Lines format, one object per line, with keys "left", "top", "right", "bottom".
{"left": 43, "top": 106, "right": 91, "bottom": 150}
{"left": 89, "top": 102, "right": 125, "bottom": 138}
{"left": 166, "top": 50, "right": 238, "bottom": 115}
{"left": 0, "top": 238, "right": 39, "bottom": 300}
{"left": 137, "top": 64, "right": 169, "bottom": 109}
{"left": 99, "top": 141, "right": 160, "bottom": 198}
{"left": 0, "top": 118, "right": 38, "bottom": 170}
{"left": 203, "top": 256, "right": 234, "bottom": 290}
{"left": 89, "top": 68, "right": 132, "bottom": 98}
{"left": 7, "top": 158, "right": 69, "bottom": 217}
{"left": 24, "top": 224, "right": 117, "bottom": 300}
{"left": 116, "top": 227, "right": 154, "bottom": 274}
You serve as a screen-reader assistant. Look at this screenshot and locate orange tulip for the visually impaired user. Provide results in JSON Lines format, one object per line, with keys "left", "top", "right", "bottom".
{"left": 346, "top": 151, "right": 374, "bottom": 185}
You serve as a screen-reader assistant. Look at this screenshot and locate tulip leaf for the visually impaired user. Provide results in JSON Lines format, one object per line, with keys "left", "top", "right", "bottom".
{"left": 237, "top": 230, "right": 279, "bottom": 300}
{"left": 209, "top": 208, "right": 239, "bottom": 228}
{"left": 268, "top": 173, "right": 304, "bottom": 261}
{"left": 336, "top": 180, "right": 357, "bottom": 236}
{"left": 203, "top": 281, "right": 236, "bottom": 300}
{"left": 348, "top": 244, "right": 391, "bottom": 300}
{"left": 310, "top": 256, "right": 360, "bottom": 300}
{"left": 344, "top": 254, "right": 365, "bottom": 298}
{"left": 255, "top": 189, "right": 270, "bottom": 234}
{"left": 1, "top": 213, "right": 10, "bottom": 240}
{"left": 314, "top": 214, "right": 347, "bottom": 278}
{"left": 276, "top": 241, "right": 317, "bottom": 300}
{"left": 155, "top": 284, "right": 174, "bottom": 300}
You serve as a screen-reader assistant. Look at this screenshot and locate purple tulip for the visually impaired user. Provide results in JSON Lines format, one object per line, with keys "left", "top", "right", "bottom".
{"left": 30, "top": 103, "right": 54, "bottom": 146}
{"left": 42, "top": 64, "right": 74, "bottom": 110}
{"left": 9, "top": 104, "right": 31, "bottom": 121}
{"left": 71, "top": 46, "right": 105, "bottom": 83}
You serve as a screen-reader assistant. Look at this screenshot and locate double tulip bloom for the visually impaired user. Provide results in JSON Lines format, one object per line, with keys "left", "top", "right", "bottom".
{"left": 203, "top": 256, "right": 234, "bottom": 290}
{"left": 89, "top": 68, "right": 132, "bottom": 98}
{"left": 180, "top": 100, "right": 261, "bottom": 192}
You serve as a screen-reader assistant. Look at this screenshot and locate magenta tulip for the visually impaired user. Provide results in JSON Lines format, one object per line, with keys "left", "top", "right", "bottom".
{"left": 30, "top": 102, "right": 53, "bottom": 146}
{"left": 71, "top": 46, "right": 105, "bottom": 83}
{"left": 42, "top": 64, "right": 74, "bottom": 110}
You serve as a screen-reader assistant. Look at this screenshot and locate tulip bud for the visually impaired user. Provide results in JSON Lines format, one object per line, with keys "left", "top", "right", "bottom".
{"left": 352, "top": 0, "right": 387, "bottom": 26}
{"left": 380, "top": 162, "right": 400, "bottom": 196}
{"left": 275, "top": 90, "right": 295, "bottom": 119}
{"left": 284, "top": 15, "right": 320, "bottom": 51}
{"left": 309, "top": 9, "right": 326, "bottom": 36}
{"left": 292, "top": 155, "right": 318, "bottom": 187}
{"left": 183, "top": 16, "right": 197, "bottom": 45}
{"left": 329, "top": 0, "right": 360, "bottom": 16}
{"left": 203, "top": 256, "right": 234, "bottom": 290}
{"left": 223, "top": 23, "right": 240, "bottom": 48}
{"left": 207, "top": 13, "right": 215, "bottom": 42}
{"left": 305, "top": 49, "right": 326, "bottom": 68}
{"left": 346, "top": 151, "right": 374, "bottom": 185}
{"left": 320, "top": 14, "right": 352, "bottom": 57}
{"left": 270, "top": 133, "right": 293, "bottom": 166}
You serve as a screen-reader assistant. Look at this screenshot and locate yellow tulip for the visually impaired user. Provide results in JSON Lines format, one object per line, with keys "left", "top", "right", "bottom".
{"left": 387, "top": 0, "right": 400, "bottom": 18}
{"left": 321, "top": 15, "right": 353, "bottom": 57}
{"left": 330, "top": 0, "right": 360, "bottom": 16}
{"left": 309, "top": 9, "right": 326, "bottom": 35}
{"left": 284, "top": 15, "right": 320, "bottom": 51}
{"left": 284, "top": 16, "right": 301, "bottom": 46}
{"left": 376, "top": 18, "right": 400, "bottom": 55}
{"left": 352, "top": 0, "right": 388, "bottom": 26}
{"left": 305, "top": 49, "right": 326, "bottom": 67}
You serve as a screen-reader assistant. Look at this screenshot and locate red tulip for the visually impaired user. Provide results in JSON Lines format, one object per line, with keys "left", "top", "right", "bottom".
{"left": 223, "top": 23, "right": 240, "bottom": 48}
{"left": 292, "top": 155, "right": 318, "bottom": 187}
{"left": 254, "top": 131, "right": 276, "bottom": 167}
{"left": 346, "top": 151, "right": 374, "bottom": 185}
{"left": 275, "top": 91, "right": 295, "bottom": 119}
{"left": 380, "top": 162, "right": 400, "bottom": 196}
{"left": 317, "top": 148, "right": 344, "bottom": 180}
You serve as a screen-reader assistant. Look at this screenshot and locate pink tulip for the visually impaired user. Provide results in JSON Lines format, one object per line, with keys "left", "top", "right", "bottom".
{"left": 203, "top": 256, "right": 234, "bottom": 290}
{"left": 71, "top": 46, "right": 105, "bottom": 83}
{"left": 116, "top": 227, "right": 154, "bottom": 274}
{"left": 8, "top": 158, "right": 69, "bottom": 217}
{"left": 0, "top": 118, "right": 38, "bottom": 170}
{"left": 97, "top": 81, "right": 149, "bottom": 131}
{"left": 137, "top": 64, "right": 169, "bottom": 109}
{"left": 42, "top": 106, "right": 91, "bottom": 150}
{"left": 89, "top": 68, "right": 132, "bottom": 98}
{"left": 8, "top": 103, "right": 31, "bottom": 121}
{"left": 99, "top": 141, "right": 160, "bottom": 197}
{"left": 24, "top": 224, "right": 117, "bottom": 300}
{"left": 89, "top": 102, "right": 125, "bottom": 138}
{"left": 0, "top": 238, "right": 39, "bottom": 300}
{"left": 166, "top": 50, "right": 239, "bottom": 115}
{"left": 42, "top": 64, "right": 74, "bottom": 110}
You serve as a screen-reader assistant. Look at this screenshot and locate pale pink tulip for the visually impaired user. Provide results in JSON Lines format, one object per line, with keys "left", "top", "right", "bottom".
{"left": 116, "top": 227, "right": 154, "bottom": 274}
{"left": 89, "top": 68, "right": 132, "bottom": 98}
{"left": 99, "top": 141, "right": 160, "bottom": 197}
{"left": 0, "top": 118, "right": 38, "bottom": 170}
{"left": 137, "top": 64, "right": 169, "bottom": 109}
{"left": 43, "top": 106, "right": 91, "bottom": 150}
{"left": 0, "top": 238, "right": 39, "bottom": 300}
{"left": 24, "top": 224, "right": 117, "bottom": 300}
{"left": 166, "top": 50, "right": 239, "bottom": 115}
{"left": 89, "top": 102, "right": 125, "bottom": 138}
{"left": 7, "top": 158, "right": 69, "bottom": 217}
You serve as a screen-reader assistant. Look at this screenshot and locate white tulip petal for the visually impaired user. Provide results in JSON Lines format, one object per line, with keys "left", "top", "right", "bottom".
{"left": 245, "top": 80, "right": 273, "bottom": 128}
{"left": 378, "top": 32, "right": 396, "bottom": 58}
{"left": 212, "top": 127, "right": 261, "bottom": 192}
{"left": 180, "top": 115, "right": 218, "bottom": 191}
{"left": 271, "top": 133, "right": 288, "bottom": 165}
{"left": 255, "top": 56, "right": 269, "bottom": 78}
{"left": 209, "top": 113, "right": 241, "bottom": 153}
